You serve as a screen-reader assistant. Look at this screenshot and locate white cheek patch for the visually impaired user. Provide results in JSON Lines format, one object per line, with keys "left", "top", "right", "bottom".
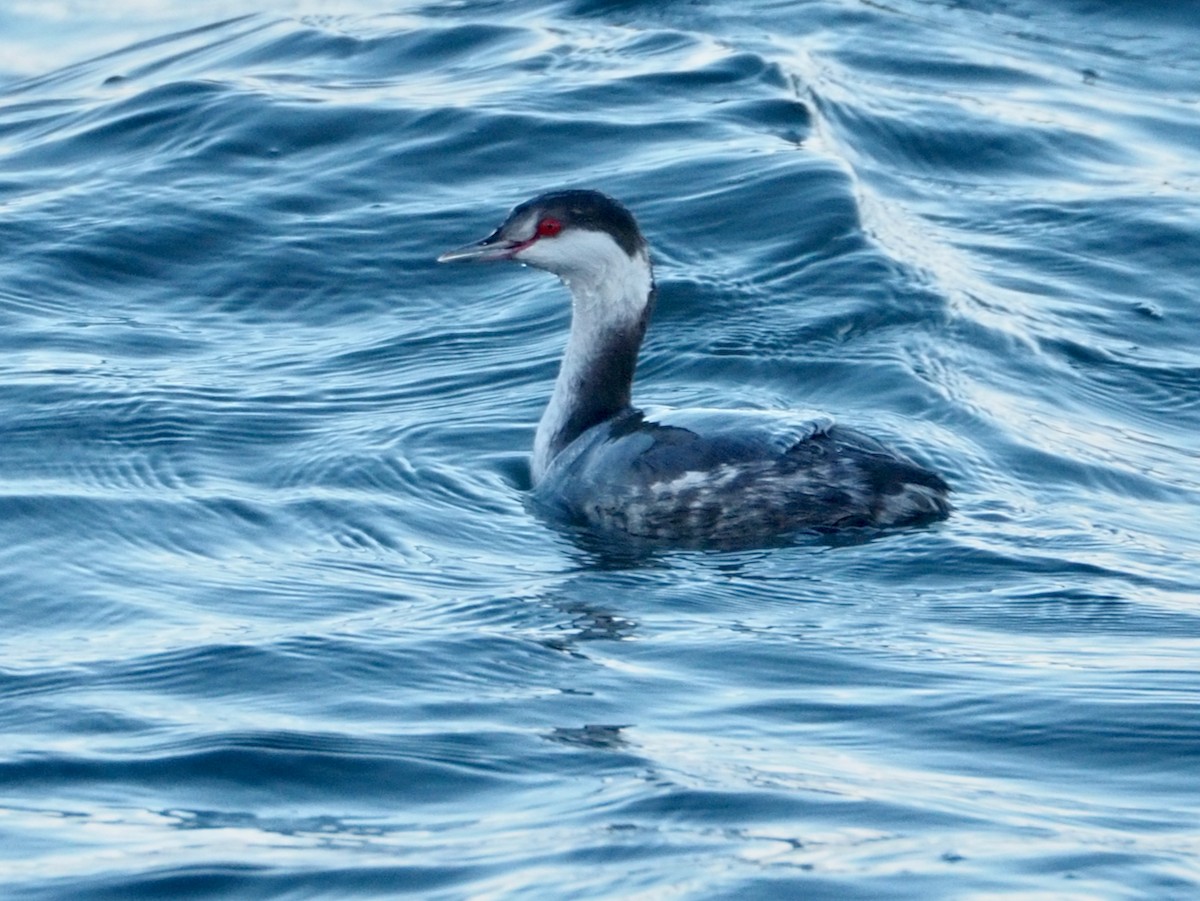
{"left": 520, "top": 229, "right": 630, "bottom": 276}
{"left": 520, "top": 231, "right": 652, "bottom": 327}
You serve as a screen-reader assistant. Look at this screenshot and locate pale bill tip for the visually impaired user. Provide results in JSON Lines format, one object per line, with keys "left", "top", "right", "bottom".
{"left": 436, "top": 244, "right": 476, "bottom": 263}
{"left": 437, "top": 240, "right": 510, "bottom": 263}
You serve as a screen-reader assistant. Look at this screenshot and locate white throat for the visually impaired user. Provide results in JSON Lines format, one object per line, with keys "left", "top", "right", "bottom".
{"left": 528, "top": 231, "right": 654, "bottom": 484}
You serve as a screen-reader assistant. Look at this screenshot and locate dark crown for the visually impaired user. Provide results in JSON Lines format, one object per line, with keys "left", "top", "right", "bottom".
{"left": 509, "top": 189, "right": 646, "bottom": 258}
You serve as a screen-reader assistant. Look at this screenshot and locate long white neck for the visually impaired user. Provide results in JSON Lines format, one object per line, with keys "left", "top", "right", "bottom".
{"left": 530, "top": 237, "right": 655, "bottom": 484}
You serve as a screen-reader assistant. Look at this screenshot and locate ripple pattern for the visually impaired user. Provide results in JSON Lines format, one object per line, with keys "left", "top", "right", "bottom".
{"left": 2, "top": 2, "right": 1199, "bottom": 899}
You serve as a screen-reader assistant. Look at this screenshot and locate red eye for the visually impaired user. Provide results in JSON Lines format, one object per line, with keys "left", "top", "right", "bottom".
{"left": 536, "top": 217, "right": 563, "bottom": 237}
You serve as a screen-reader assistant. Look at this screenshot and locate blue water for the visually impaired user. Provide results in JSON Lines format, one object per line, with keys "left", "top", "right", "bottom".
{"left": 2, "top": 1, "right": 1198, "bottom": 897}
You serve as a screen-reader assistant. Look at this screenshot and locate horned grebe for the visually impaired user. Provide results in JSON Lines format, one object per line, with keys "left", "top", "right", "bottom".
{"left": 439, "top": 189, "right": 949, "bottom": 545}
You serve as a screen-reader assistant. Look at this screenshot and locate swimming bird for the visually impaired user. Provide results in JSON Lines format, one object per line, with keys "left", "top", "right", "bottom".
{"left": 438, "top": 189, "right": 949, "bottom": 546}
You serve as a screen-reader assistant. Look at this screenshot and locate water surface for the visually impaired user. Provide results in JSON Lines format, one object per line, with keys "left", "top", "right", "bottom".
{"left": 2, "top": 1, "right": 1199, "bottom": 898}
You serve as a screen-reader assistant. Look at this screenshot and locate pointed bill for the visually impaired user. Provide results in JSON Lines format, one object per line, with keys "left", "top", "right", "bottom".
{"left": 437, "top": 229, "right": 523, "bottom": 263}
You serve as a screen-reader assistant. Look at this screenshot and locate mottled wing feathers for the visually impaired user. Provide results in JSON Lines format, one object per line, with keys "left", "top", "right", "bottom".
{"left": 535, "top": 406, "right": 948, "bottom": 544}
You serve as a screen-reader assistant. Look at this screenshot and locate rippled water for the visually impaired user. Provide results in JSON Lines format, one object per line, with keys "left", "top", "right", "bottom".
{"left": 2, "top": 1, "right": 1199, "bottom": 898}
